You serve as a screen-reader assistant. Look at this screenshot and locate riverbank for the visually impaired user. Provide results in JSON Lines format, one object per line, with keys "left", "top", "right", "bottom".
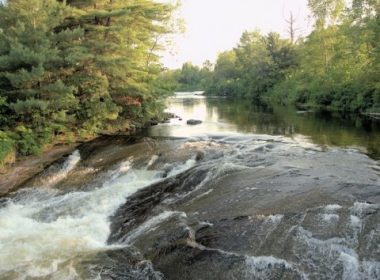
{"left": 0, "top": 143, "right": 80, "bottom": 197}
{"left": 0, "top": 114, "right": 175, "bottom": 197}
{"left": 362, "top": 112, "right": 380, "bottom": 121}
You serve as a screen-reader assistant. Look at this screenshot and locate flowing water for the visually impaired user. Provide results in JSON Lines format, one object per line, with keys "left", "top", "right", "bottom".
{"left": 0, "top": 93, "right": 379, "bottom": 279}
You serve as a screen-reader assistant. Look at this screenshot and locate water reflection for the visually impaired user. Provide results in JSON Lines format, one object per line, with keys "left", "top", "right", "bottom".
{"left": 148, "top": 95, "right": 380, "bottom": 159}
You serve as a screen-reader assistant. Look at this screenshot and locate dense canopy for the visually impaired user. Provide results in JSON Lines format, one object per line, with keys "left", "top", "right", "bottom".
{"left": 0, "top": 0, "right": 178, "bottom": 165}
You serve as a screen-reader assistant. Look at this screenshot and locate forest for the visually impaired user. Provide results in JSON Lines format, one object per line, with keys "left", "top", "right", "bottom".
{"left": 170, "top": 0, "right": 379, "bottom": 113}
{"left": 0, "top": 0, "right": 378, "bottom": 166}
{"left": 0, "top": 0, "right": 178, "bottom": 166}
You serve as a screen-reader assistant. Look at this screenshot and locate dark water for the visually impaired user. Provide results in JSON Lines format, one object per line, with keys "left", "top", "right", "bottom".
{"left": 148, "top": 94, "right": 380, "bottom": 159}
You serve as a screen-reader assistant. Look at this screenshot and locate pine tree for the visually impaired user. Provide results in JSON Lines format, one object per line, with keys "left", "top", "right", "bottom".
{"left": 61, "top": 0, "right": 177, "bottom": 130}
{"left": 0, "top": 0, "right": 179, "bottom": 160}
{"left": 0, "top": 0, "right": 79, "bottom": 153}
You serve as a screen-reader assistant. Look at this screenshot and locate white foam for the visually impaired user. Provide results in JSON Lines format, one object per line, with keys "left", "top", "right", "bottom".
{"left": 101, "top": 160, "right": 133, "bottom": 186}
{"left": 121, "top": 211, "right": 187, "bottom": 244}
{"left": 320, "top": 214, "right": 339, "bottom": 222}
{"left": 167, "top": 158, "right": 196, "bottom": 177}
{"left": 0, "top": 158, "right": 195, "bottom": 278}
{"left": 350, "top": 202, "right": 377, "bottom": 218}
{"left": 340, "top": 252, "right": 360, "bottom": 280}
{"left": 340, "top": 252, "right": 380, "bottom": 280}
{"left": 195, "top": 188, "right": 214, "bottom": 199}
{"left": 324, "top": 204, "right": 342, "bottom": 212}
{"left": 215, "top": 162, "right": 249, "bottom": 178}
{"left": 245, "top": 255, "right": 291, "bottom": 270}
{"left": 42, "top": 150, "right": 81, "bottom": 187}
{"left": 244, "top": 255, "right": 307, "bottom": 279}
{"left": 295, "top": 226, "right": 380, "bottom": 279}
{"left": 350, "top": 215, "right": 361, "bottom": 229}
{"left": 147, "top": 155, "right": 159, "bottom": 168}
{"left": 265, "top": 214, "right": 284, "bottom": 224}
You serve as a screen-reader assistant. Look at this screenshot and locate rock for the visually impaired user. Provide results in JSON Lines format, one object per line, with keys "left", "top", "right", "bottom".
{"left": 187, "top": 119, "right": 202, "bottom": 125}
{"left": 0, "top": 143, "right": 79, "bottom": 197}
{"left": 195, "top": 151, "right": 204, "bottom": 161}
{"left": 164, "top": 112, "right": 177, "bottom": 119}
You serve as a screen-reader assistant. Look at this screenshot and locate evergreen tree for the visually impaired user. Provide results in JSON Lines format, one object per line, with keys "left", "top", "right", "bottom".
{"left": 0, "top": 0, "right": 79, "bottom": 154}
{"left": 0, "top": 0, "right": 178, "bottom": 163}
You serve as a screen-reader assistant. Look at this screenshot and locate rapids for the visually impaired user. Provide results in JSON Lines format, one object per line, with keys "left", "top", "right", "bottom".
{"left": 0, "top": 94, "right": 379, "bottom": 279}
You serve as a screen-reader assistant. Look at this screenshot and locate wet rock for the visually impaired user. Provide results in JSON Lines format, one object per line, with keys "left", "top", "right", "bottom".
{"left": 195, "top": 151, "right": 205, "bottom": 161}
{"left": 150, "top": 120, "right": 159, "bottom": 126}
{"left": 164, "top": 112, "right": 177, "bottom": 119}
{"left": 152, "top": 244, "right": 304, "bottom": 280}
{"left": 0, "top": 143, "right": 79, "bottom": 196}
{"left": 187, "top": 119, "right": 202, "bottom": 125}
{"left": 77, "top": 248, "right": 163, "bottom": 280}
{"left": 108, "top": 165, "right": 211, "bottom": 243}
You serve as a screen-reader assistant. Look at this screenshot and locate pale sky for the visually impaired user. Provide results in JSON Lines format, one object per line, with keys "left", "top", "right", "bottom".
{"left": 161, "top": 0, "right": 312, "bottom": 69}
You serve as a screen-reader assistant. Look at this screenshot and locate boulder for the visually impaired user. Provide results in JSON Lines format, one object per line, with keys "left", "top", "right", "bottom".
{"left": 186, "top": 119, "right": 202, "bottom": 125}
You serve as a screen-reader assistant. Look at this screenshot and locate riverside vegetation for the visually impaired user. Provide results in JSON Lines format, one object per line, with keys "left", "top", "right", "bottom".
{"left": 1, "top": 0, "right": 379, "bottom": 167}
{"left": 167, "top": 0, "right": 379, "bottom": 113}
{"left": 0, "top": 0, "right": 179, "bottom": 166}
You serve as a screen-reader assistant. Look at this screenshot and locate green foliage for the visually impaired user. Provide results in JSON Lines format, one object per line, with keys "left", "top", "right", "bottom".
{"left": 0, "top": 0, "right": 179, "bottom": 161}
{"left": 0, "top": 131, "right": 15, "bottom": 167}
{"left": 163, "top": 61, "right": 213, "bottom": 91}
{"left": 204, "top": 31, "right": 297, "bottom": 101}
{"left": 199, "top": 0, "right": 379, "bottom": 113}
{"left": 272, "top": 0, "right": 379, "bottom": 112}
{"left": 13, "top": 126, "right": 41, "bottom": 155}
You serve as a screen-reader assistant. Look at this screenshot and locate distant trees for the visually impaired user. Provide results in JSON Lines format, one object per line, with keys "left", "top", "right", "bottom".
{"left": 207, "top": 51, "right": 239, "bottom": 96}
{"left": 162, "top": 61, "right": 212, "bottom": 91}
{"left": 0, "top": 0, "right": 178, "bottom": 165}
{"left": 271, "top": 0, "right": 379, "bottom": 112}
{"left": 195, "top": 0, "right": 379, "bottom": 114}
{"left": 206, "top": 31, "right": 297, "bottom": 101}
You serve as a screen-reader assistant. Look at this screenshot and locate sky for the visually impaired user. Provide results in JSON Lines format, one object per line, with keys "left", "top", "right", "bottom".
{"left": 161, "top": 0, "right": 312, "bottom": 69}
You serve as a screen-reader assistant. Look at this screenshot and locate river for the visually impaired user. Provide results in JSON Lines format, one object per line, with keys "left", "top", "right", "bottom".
{"left": 0, "top": 93, "right": 379, "bottom": 279}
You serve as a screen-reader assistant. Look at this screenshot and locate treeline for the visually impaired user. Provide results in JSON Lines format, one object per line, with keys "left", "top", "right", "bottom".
{"left": 0, "top": 0, "right": 177, "bottom": 166}
{"left": 171, "top": 0, "right": 380, "bottom": 113}
{"left": 162, "top": 61, "right": 213, "bottom": 91}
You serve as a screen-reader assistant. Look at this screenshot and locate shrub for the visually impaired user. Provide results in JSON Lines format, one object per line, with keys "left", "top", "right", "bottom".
{"left": 0, "top": 131, "right": 16, "bottom": 167}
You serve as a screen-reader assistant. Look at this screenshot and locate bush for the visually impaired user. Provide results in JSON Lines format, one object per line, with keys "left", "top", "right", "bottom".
{"left": 0, "top": 131, "right": 16, "bottom": 167}
{"left": 14, "top": 126, "right": 43, "bottom": 156}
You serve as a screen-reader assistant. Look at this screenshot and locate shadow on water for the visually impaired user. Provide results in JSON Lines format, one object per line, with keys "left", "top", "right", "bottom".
{"left": 149, "top": 96, "right": 380, "bottom": 159}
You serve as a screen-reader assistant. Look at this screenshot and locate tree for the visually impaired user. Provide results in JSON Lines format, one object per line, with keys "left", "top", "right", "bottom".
{"left": 0, "top": 0, "right": 179, "bottom": 163}
{"left": 207, "top": 50, "right": 239, "bottom": 96}
{"left": 308, "top": 0, "right": 345, "bottom": 28}
{"left": 0, "top": 0, "right": 79, "bottom": 152}
{"left": 285, "top": 12, "right": 297, "bottom": 44}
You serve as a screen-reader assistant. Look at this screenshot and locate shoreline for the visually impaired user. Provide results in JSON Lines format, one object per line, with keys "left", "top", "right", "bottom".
{"left": 0, "top": 143, "right": 81, "bottom": 197}
{"left": 0, "top": 120, "right": 163, "bottom": 197}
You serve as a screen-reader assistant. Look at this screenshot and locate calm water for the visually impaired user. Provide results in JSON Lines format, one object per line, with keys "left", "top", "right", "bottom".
{"left": 149, "top": 93, "right": 380, "bottom": 159}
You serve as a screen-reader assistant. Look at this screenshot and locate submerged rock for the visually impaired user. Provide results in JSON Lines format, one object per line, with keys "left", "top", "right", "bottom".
{"left": 187, "top": 119, "right": 202, "bottom": 125}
